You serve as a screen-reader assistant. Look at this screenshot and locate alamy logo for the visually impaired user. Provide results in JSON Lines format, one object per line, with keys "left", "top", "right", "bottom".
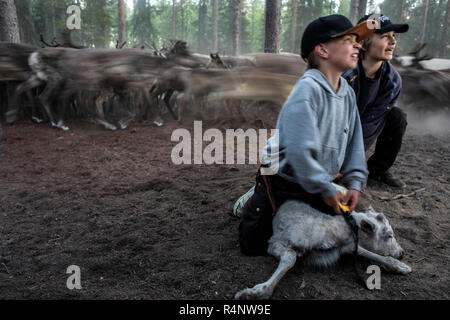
{"left": 366, "top": 14, "right": 383, "bottom": 30}
{"left": 171, "top": 121, "right": 279, "bottom": 174}
{"left": 366, "top": 265, "right": 381, "bottom": 290}
{"left": 66, "top": 265, "right": 82, "bottom": 290}
{"left": 66, "top": 5, "right": 81, "bottom": 30}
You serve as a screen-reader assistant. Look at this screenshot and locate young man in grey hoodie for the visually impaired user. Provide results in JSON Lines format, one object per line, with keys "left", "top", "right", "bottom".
{"left": 237, "top": 14, "right": 374, "bottom": 256}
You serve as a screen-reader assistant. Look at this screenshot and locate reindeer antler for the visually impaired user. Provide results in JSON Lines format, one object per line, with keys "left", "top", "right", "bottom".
{"left": 40, "top": 34, "right": 60, "bottom": 48}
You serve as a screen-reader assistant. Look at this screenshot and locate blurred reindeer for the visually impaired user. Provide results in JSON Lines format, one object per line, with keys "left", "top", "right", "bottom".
{"left": 393, "top": 44, "right": 450, "bottom": 112}
{"left": 14, "top": 47, "right": 175, "bottom": 130}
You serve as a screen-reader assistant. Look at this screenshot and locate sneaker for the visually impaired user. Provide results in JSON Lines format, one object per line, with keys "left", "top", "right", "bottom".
{"left": 368, "top": 171, "right": 406, "bottom": 188}
{"left": 232, "top": 186, "right": 255, "bottom": 218}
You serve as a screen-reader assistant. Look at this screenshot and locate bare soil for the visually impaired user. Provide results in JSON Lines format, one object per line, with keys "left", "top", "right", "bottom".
{"left": 0, "top": 108, "right": 448, "bottom": 300}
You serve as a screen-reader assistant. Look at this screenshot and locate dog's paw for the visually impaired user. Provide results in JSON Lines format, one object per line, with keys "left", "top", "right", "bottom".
{"left": 234, "top": 284, "right": 272, "bottom": 300}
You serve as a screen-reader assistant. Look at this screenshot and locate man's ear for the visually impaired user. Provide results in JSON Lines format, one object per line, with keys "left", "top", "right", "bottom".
{"left": 315, "top": 43, "right": 328, "bottom": 59}
{"left": 360, "top": 219, "right": 376, "bottom": 234}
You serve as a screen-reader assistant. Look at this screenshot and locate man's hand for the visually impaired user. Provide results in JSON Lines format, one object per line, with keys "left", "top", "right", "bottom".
{"left": 323, "top": 192, "right": 344, "bottom": 215}
{"left": 342, "top": 189, "right": 360, "bottom": 212}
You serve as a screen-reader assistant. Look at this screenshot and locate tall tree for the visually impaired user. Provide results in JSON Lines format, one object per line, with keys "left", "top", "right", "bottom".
{"left": 51, "top": 0, "right": 57, "bottom": 38}
{"left": 211, "top": 0, "right": 218, "bottom": 51}
{"left": 399, "top": 0, "right": 407, "bottom": 20}
{"left": 180, "top": 0, "right": 185, "bottom": 40}
{"left": 172, "top": 0, "right": 176, "bottom": 39}
{"left": 118, "top": 0, "right": 127, "bottom": 45}
{"left": 349, "top": 0, "right": 359, "bottom": 23}
{"left": 198, "top": 0, "right": 207, "bottom": 52}
{"left": 290, "top": 0, "right": 298, "bottom": 53}
{"left": 232, "top": 0, "right": 242, "bottom": 55}
{"left": 350, "top": 0, "right": 367, "bottom": 24}
{"left": 131, "top": 0, "right": 156, "bottom": 46}
{"left": 439, "top": 0, "right": 450, "bottom": 57}
{"left": 358, "top": 0, "right": 367, "bottom": 19}
{"left": 264, "top": 0, "right": 281, "bottom": 53}
{"left": 15, "top": 0, "right": 37, "bottom": 45}
{"left": 0, "top": 0, "right": 21, "bottom": 42}
{"left": 419, "top": 0, "right": 430, "bottom": 44}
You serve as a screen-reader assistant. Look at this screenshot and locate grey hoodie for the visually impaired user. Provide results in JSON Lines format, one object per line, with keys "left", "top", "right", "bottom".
{"left": 262, "top": 69, "right": 368, "bottom": 198}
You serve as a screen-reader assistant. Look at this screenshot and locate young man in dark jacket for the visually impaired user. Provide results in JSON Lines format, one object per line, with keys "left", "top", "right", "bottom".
{"left": 343, "top": 14, "right": 409, "bottom": 188}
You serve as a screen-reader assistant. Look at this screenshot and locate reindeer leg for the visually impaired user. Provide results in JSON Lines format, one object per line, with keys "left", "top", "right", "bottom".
{"left": 143, "top": 88, "right": 163, "bottom": 127}
{"left": 7, "top": 76, "right": 42, "bottom": 124}
{"left": 177, "top": 93, "right": 188, "bottom": 124}
{"left": 95, "top": 91, "right": 117, "bottom": 131}
{"left": 30, "top": 89, "right": 44, "bottom": 123}
{"left": 193, "top": 96, "right": 206, "bottom": 121}
{"left": 117, "top": 93, "right": 134, "bottom": 130}
{"left": 235, "top": 242, "right": 298, "bottom": 300}
{"left": 357, "top": 246, "right": 411, "bottom": 274}
{"left": 163, "top": 88, "right": 178, "bottom": 120}
{"left": 52, "top": 85, "right": 69, "bottom": 131}
{"left": 38, "top": 82, "right": 59, "bottom": 129}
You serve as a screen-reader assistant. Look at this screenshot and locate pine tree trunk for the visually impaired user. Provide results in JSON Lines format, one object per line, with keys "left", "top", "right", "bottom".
{"left": 103, "top": 0, "right": 109, "bottom": 48}
{"left": 251, "top": 0, "right": 255, "bottom": 49}
{"left": 290, "top": 0, "right": 298, "bottom": 53}
{"left": 419, "top": 0, "right": 430, "bottom": 44}
{"left": 181, "top": 0, "right": 185, "bottom": 40}
{"left": 211, "top": 0, "right": 218, "bottom": 51}
{"left": 0, "top": 0, "right": 21, "bottom": 42}
{"left": 51, "top": 0, "right": 56, "bottom": 38}
{"left": 264, "top": 0, "right": 281, "bottom": 53}
{"left": 118, "top": 0, "right": 127, "bottom": 45}
{"left": 349, "top": 0, "right": 359, "bottom": 24}
{"left": 172, "top": 0, "right": 176, "bottom": 39}
{"left": 232, "top": 0, "right": 242, "bottom": 56}
{"left": 198, "top": 0, "right": 207, "bottom": 53}
{"left": 358, "top": 0, "right": 367, "bottom": 19}
{"left": 439, "top": 0, "right": 450, "bottom": 57}
{"left": 399, "top": 0, "right": 406, "bottom": 20}
{"left": 15, "top": 0, "right": 37, "bottom": 45}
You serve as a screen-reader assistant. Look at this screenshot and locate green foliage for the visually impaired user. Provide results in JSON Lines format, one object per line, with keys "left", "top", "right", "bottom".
{"left": 380, "top": 0, "right": 449, "bottom": 58}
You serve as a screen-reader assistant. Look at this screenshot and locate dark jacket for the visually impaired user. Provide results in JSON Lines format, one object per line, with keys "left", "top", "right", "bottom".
{"left": 343, "top": 60, "right": 402, "bottom": 149}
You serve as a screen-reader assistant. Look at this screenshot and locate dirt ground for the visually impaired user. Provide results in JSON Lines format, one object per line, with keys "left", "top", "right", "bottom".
{"left": 0, "top": 105, "right": 448, "bottom": 300}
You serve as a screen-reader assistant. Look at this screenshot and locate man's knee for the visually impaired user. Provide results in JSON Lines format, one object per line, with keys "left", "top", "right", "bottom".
{"left": 388, "top": 107, "right": 408, "bottom": 131}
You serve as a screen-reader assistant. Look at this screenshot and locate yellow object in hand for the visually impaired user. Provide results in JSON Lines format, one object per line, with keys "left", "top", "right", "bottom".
{"left": 338, "top": 202, "right": 350, "bottom": 213}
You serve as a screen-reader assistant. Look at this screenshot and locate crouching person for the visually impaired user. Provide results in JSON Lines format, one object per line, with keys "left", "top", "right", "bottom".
{"left": 343, "top": 14, "right": 409, "bottom": 188}
{"left": 237, "top": 14, "right": 371, "bottom": 256}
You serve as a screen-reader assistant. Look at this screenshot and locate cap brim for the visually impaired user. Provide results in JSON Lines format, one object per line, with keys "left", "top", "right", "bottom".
{"left": 376, "top": 23, "right": 409, "bottom": 34}
{"left": 330, "top": 20, "right": 377, "bottom": 42}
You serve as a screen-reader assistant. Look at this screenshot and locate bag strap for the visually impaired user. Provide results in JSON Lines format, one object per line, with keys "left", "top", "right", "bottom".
{"left": 342, "top": 210, "right": 372, "bottom": 291}
{"left": 261, "top": 174, "right": 277, "bottom": 216}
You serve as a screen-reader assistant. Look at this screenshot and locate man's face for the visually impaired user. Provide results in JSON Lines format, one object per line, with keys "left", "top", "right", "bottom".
{"left": 367, "top": 31, "right": 397, "bottom": 61}
{"left": 324, "top": 34, "right": 362, "bottom": 72}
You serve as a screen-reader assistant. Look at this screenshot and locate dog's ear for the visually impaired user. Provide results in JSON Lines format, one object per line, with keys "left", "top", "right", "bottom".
{"left": 360, "top": 219, "right": 376, "bottom": 234}
{"left": 376, "top": 213, "right": 385, "bottom": 222}
{"left": 367, "top": 205, "right": 376, "bottom": 213}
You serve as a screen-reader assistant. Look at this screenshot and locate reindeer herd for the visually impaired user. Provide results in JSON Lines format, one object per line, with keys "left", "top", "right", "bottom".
{"left": 0, "top": 38, "right": 448, "bottom": 132}
{"left": 0, "top": 38, "right": 307, "bottom": 131}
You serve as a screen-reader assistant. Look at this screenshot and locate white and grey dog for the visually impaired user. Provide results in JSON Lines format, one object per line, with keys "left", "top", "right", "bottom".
{"left": 235, "top": 184, "right": 412, "bottom": 300}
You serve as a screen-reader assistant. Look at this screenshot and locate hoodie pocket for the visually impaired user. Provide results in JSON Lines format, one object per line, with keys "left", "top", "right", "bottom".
{"left": 319, "top": 144, "right": 339, "bottom": 176}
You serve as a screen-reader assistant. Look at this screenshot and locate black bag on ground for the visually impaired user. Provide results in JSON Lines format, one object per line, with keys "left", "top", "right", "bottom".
{"left": 238, "top": 172, "right": 274, "bottom": 256}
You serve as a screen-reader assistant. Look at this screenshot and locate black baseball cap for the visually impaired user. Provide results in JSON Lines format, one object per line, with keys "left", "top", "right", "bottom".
{"left": 358, "top": 14, "right": 409, "bottom": 34}
{"left": 301, "top": 14, "right": 376, "bottom": 59}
